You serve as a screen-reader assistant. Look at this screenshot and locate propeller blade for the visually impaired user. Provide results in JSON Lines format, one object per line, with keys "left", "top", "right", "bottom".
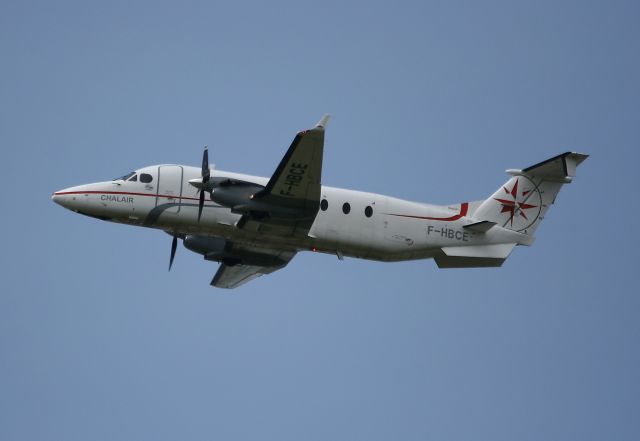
{"left": 198, "top": 189, "right": 205, "bottom": 221}
{"left": 169, "top": 235, "right": 178, "bottom": 271}
{"left": 202, "top": 145, "right": 210, "bottom": 183}
{"left": 198, "top": 145, "right": 210, "bottom": 222}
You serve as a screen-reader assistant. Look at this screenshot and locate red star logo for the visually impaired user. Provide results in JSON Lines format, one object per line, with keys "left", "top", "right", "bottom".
{"left": 494, "top": 178, "right": 538, "bottom": 225}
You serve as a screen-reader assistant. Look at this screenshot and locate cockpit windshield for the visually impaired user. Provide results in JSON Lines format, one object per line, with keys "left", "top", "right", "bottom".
{"left": 113, "top": 171, "right": 136, "bottom": 181}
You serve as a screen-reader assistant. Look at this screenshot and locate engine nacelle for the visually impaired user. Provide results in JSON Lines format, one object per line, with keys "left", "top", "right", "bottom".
{"left": 183, "top": 235, "right": 227, "bottom": 256}
{"left": 209, "top": 177, "right": 264, "bottom": 209}
{"left": 183, "top": 235, "right": 287, "bottom": 267}
{"left": 206, "top": 177, "right": 317, "bottom": 222}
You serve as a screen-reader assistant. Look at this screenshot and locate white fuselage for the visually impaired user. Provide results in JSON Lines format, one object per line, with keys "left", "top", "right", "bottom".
{"left": 52, "top": 164, "right": 528, "bottom": 262}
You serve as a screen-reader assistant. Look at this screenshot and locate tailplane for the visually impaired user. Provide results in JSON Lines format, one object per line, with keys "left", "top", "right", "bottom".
{"left": 472, "top": 152, "right": 588, "bottom": 236}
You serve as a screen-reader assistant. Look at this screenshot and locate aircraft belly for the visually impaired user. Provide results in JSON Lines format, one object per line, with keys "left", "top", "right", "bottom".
{"left": 310, "top": 225, "right": 375, "bottom": 259}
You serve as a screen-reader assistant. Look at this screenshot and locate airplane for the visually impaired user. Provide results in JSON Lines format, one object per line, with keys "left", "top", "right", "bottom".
{"left": 52, "top": 115, "right": 588, "bottom": 288}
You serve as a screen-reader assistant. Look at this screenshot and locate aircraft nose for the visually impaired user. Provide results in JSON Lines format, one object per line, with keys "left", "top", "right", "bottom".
{"left": 52, "top": 185, "right": 87, "bottom": 210}
{"left": 52, "top": 182, "right": 111, "bottom": 213}
{"left": 52, "top": 189, "right": 72, "bottom": 209}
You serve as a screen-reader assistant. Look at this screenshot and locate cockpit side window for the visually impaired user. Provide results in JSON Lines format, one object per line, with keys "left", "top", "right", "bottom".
{"left": 140, "top": 173, "right": 153, "bottom": 183}
{"left": 114, "top": 172, "right": 135, "bottom": 181}
{"left": 128, "top": 174, "right": 138, "bottom": 182}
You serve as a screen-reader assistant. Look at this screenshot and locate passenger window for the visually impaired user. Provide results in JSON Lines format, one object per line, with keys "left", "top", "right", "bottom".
{"left": 140, "top": 173, "right": 153, "bottom": 183}
{"left": 128, "top": 174, "right": 138, "bottom": 182}
{"left": 342, "top": 202, "right": 351, "bottom": 214}
{"left": 365, "top": 206, "right": 373, "bottom": 217}
{"left": 320, "top": 199, "right": 328, "bottom": 211}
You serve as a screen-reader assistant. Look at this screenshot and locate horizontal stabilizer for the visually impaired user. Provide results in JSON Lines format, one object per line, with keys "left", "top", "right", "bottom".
{"left": 435, "top": 243, "right": 516, "bottom": 268}
{"left": 441, "top": 243, "right": 516, "bottom": 259}
{"left": 515, "top": 151, "right": 589, "bottom": 180}
{"left": 463, "top": 220, "right": 496, "bottom": 233}
{"left": 434, "top": 256, "right": 506, "bottom": 269}
{"left": 435, "top": 256, "right": 506, "bottom": 268}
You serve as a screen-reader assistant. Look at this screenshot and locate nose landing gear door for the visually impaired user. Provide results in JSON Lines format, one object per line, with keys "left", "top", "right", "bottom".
{"left": 156, "top": 166, "right": 184, "bottom": 213}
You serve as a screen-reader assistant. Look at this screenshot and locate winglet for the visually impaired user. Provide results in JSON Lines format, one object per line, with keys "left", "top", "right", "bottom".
{"left": 315, "top": 114, "right": 331, "bottom": 129}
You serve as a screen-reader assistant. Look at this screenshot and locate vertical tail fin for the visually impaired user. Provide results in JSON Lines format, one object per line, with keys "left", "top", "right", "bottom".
{"left": 473, "top": 152, "right": 588, "bottom": 235}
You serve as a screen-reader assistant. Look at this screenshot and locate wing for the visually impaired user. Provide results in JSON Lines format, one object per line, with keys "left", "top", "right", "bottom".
{"left": 250, "top": 114, "right": 328, "bottom": 221}
{"left": 212, "top": 262, "right": 286, "bottom": 289}
{"left": 205, "top": 242, "right": 296, "bottom": 289}
{"left": 211, "top": 249, "right": 296, "bottom": 289}
{"left": 256, "top": 114, "right": 328, "bottom": 209}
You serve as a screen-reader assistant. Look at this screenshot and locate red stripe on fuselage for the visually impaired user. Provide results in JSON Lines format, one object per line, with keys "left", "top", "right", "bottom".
{"left": 387, "top": 202, "right": 469, "bottom": 221}
{"left": 52, "top": 190, "right": 209, "bottom": 203}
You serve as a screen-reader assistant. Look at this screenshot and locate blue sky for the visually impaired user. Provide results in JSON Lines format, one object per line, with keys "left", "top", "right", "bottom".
{"left": 1, "top": 1, "right": 639, "bottom": 440}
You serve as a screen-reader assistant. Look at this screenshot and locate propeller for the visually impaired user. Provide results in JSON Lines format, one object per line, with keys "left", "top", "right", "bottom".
{"left": 169, "top": 234, "right": 178, "bottom": 271}
{"left": 198, "top": 146, "right": 210, "bottom": 222}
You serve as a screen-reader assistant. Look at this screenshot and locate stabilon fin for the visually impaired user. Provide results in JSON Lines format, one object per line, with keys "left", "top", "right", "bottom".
{"left": 463, "top": 220, "right": 497, "bottom": 233}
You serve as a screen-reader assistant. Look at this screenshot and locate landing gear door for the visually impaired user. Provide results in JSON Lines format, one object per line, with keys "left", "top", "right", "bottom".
{"left": 156, "top": 166, "right": 184, "bottom": 213}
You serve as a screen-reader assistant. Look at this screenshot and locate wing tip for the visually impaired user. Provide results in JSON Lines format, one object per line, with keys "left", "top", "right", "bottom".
{"left": 315, "top": 114, "right": 331, "bottom": 129}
